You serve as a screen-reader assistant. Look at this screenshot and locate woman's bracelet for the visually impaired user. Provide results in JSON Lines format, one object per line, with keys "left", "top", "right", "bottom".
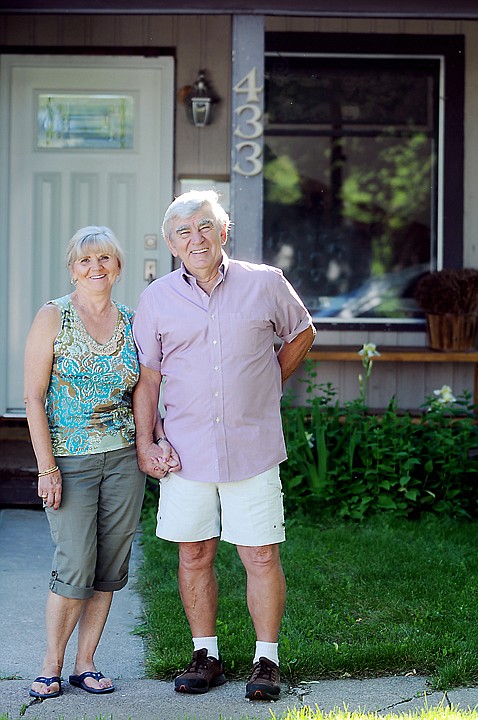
{"left": 154, "top": 436, "right": 167, "bottom": 445}
{"left": 38, "top": 465, "right": 59, "bottom": 477}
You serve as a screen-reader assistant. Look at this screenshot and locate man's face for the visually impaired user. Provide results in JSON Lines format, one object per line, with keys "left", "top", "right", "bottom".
{"left": 166, "top": 203, "right": 226, "bottom": 278}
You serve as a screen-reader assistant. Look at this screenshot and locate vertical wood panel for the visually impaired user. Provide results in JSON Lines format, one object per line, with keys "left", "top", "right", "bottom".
{"left": 368, "top": 363, "right": 397, "bottom": 408}
{"left": 33, "top": 172, "right": 63, "bottom": 306}
{"left": 397, "top": 330, "right": 425, "bottom": 347}
{"left": 375, "top": 19, "right": 403, "bottom": 33}
{"left": 397, "top": 362, "right": 425, "bottom": 408}
{"left": 56, "top": 15, "right": 89, "bottom": 45}
{"left": 108, "top": 172, "right": 136, "bottom": 303}
{"left": 3, "top": 15, "right": 34, "bottom": 44}
{"left": 86, "top": 15, "right": 118, "bottom": 45}
{"left": 175, "top": 15, "right": 211, "bottom": 177}
{"left": 70, "top": 173, "right": 99, "bottom": 232}
{"left": 372, "top": 330, "right": 399, "bottom": 347}
{"left": 108, "top": 173, "right": 136, "bottom": 244}
{"left": 174, "top": 15, "right": 231, "bottom": 182}
{"left": 309, "top": 361, "right": 342, "bottom": 403}
{"left": 145, "top": 15, "right": 175, "bottom": 45}
{"left": 452, "top": 364, "right": 474, "bottom": 398}
{"left": 199, "top": 15, "right": 231, "bottom": 176}
{"left": 116, "top": 16, "right": 145, "bottom": 46}
{"left": 33, "top": 15, "right": 61, "bottom": 44}
{"left": 426, "top": 363, "right": 450, "bottom": 398}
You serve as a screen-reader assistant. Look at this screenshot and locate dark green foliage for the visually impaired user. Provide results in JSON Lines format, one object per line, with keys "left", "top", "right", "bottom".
{"left": 281, "top": 362, "right": 478, "bottom": 520}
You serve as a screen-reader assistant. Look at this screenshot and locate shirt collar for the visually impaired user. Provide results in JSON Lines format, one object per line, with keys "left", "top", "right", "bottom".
{"left": 180, "top": 250, "right": 229, "bottom": 285}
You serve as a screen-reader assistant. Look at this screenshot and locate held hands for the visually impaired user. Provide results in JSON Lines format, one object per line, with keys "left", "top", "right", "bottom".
{"left": 148, "top": 438, "right": 181, "bottom": 479}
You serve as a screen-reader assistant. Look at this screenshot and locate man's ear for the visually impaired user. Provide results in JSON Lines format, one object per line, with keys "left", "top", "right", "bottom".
{"left": 166, "top": 237, "right": 178, "bottom": 257}
{"left": 221, "top": 224, "right": 228, "bottom": 245}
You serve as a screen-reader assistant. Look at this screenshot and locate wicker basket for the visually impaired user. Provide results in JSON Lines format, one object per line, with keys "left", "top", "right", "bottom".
{"left": 426, "top": 313, "right": 478, "bottom": 351}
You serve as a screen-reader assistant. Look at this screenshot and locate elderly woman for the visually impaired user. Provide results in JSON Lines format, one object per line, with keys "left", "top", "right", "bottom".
{"left": 23, "top": 226, "right": 164, "bottom": 699}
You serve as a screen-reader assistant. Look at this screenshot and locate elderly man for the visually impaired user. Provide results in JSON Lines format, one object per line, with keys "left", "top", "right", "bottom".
{"left": 133, "top": 190, "right": 315, "bottom": 701}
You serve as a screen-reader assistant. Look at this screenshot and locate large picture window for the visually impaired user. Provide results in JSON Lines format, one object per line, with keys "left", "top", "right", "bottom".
{"left": 264, "top": 34, "right": 464, "bottom": 327}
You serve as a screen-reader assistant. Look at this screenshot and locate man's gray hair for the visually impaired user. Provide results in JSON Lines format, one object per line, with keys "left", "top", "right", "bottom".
{"left": 162, "top": 189, "right": 230, "bottom": 241}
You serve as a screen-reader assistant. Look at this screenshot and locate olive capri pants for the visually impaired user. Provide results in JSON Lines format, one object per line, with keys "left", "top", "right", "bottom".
{"left": 45, "top": 446, "right": 145, "bottom": 600}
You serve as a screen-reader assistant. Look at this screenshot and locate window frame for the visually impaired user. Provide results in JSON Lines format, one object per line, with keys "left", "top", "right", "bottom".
{"left": 264, "top": 32, "right": 464, "bottom": 331}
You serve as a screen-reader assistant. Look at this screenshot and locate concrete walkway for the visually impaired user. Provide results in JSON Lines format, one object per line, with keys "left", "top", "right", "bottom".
{"left": 0, "top": 508, "right": 477, "bottom": 720}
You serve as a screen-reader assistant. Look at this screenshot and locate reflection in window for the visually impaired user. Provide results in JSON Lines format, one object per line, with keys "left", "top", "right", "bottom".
{"left": 37, "top": 93, "right": 134, "bottom": 149}
{"left": 263, "top": 56, "right": 440, "bottom": 322}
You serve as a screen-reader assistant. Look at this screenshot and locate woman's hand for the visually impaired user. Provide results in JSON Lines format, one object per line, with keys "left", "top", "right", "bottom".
{"left": 151, "top": 438, "right": 181, "bottom": 478}
{"left": 137, "top": 438, "right": 181, "bottom": 479}
{"left": 38, "top": 467, "right": 62, "bottom": 510}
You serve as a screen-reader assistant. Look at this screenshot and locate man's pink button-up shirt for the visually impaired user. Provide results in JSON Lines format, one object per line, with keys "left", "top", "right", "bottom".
{"left": 133, "top": 253, "right": 313, "bottom": 483}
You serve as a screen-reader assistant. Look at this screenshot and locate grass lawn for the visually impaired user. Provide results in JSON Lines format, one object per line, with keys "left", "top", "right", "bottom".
{"left": 137, "top": 496, "right": 478, "bottom": 692}
{"left": 274, "top": 711, "right": 478, "bottom": 720}
{"left": 2, "top": 708, "right": 478, "bottom": 720}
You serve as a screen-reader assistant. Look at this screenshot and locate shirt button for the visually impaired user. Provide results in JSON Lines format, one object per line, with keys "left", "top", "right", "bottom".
{"left": 214, "top": 391, "right": 219, "bottom": 397}
{"left": 212, "top": 339, "right": 217, "bottom": 345}
{"left": 211, "top": 314, "right": 215, "bottom": 319}
{"left": 215, "top": 417, "right": 221, "bottom": 423}
{"left": 214, "top": 365, "right": 219, "bottom": 371}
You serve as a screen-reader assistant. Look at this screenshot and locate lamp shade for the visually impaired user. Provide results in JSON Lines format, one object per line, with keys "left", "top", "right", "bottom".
{"left": 185, "top": 71, "right": 217, "bottom": 127}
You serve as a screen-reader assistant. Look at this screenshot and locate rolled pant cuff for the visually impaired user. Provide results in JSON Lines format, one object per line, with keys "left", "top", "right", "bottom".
{"left": 94, "top": 573, "right": 128, "bottom": 593}
{"left": 49, "top": 576, "right": 94, "bottom": 600}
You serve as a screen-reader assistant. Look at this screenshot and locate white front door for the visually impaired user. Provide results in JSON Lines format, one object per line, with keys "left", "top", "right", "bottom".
{"left": 0, "top": 54, "right": 174, "bottom": 414}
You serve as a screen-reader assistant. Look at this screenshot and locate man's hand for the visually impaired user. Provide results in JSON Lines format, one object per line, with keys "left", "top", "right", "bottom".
{"left": 137, "top": 439, "right": 181, "bottom": 479}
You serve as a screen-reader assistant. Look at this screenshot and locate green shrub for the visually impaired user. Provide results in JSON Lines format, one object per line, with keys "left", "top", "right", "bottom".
{"left": 281, "top": 348, "right": 478, "bottom": 520}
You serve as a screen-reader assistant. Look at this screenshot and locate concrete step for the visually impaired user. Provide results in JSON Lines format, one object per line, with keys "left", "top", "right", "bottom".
{"left": 0, "top": 419, "right": 39, "bottom": 506}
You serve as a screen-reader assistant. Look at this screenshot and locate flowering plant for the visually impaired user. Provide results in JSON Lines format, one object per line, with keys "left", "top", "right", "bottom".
{"left": 281, "top": 346, "right": 478, "bottom": 520}
{"left": 358, "top": 342, "right": 381, "bottom": 367}
{"left": 429, "top": 384, "right": 456, "bottom": 409}
{"left": 357, "top": 343, "right": 380, "bottom": 404}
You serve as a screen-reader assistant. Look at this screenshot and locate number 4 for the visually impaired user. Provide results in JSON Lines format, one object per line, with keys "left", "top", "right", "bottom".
{"left": 233, "top": 67, "right": 263, "bottom": 104}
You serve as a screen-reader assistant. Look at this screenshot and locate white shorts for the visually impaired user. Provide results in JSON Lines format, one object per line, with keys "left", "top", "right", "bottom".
{"left": 156, "top": 465, "right": 286, "bottom": 546}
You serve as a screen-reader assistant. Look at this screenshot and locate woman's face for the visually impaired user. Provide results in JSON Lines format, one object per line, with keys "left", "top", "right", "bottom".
{"left": 71, "top": 248, "right": 121, "bottom": 295}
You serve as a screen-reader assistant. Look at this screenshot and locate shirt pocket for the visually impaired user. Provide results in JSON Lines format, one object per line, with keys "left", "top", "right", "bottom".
{"left": 225, "top": 313, "right": 272, "bottom": 357}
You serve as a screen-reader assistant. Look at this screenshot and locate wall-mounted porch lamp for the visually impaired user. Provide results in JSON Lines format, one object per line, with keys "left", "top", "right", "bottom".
{"left": 182, "top": 70, "right": 219, "bottom": 127}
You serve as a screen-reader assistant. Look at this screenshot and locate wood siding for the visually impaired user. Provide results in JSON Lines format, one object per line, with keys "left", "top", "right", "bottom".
{"left": 1, "top": 13, "right": 477, "bottom": 409}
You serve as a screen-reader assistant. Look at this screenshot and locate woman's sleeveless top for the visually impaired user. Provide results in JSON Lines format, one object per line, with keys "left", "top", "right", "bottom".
{"left": 45, "top": 295, "right": 139, "bottom": 456}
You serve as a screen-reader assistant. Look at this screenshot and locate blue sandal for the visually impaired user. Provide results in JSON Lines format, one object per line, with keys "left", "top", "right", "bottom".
{"left": 69, "top": 671, "right": 114, "bottom": 694}
{"left": 29, "top": 676, "right": 62, "bottom": 699}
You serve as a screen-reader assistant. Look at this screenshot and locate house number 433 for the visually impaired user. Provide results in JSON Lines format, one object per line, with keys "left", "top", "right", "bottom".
{"left": 233, "top": 68, "right": 263, "bottom": 177}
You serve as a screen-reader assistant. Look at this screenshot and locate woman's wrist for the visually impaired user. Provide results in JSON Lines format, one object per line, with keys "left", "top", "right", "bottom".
{"left": 154, "top": 436, "right": 167, "bottom": 445}
{"left": 38, "top": 464, "right": 59, "bottom": 477}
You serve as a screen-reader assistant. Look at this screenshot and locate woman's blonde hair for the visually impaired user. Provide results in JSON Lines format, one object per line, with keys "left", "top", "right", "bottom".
{"left": 66, "top": 226, "right": 124, "bottom": 270}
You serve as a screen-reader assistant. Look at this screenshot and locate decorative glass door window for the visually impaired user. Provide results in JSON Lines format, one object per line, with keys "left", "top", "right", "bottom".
{"left": 36, "top": 93, "right": 134, "bottom": 149}
{"left": 263, "top": 54, "right": 441, "bottom": 324}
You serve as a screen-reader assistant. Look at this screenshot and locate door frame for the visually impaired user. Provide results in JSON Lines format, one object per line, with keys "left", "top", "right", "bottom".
{"left": 0, "top": 51, "right": 174, "bottom": 416}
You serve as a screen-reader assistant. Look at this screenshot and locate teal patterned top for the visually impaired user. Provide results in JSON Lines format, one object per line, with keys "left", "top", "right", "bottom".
{"left": 45, "top": 295, "right": 139, "bottom": 456}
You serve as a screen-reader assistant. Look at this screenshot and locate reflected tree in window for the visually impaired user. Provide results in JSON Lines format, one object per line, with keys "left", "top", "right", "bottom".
{"left": 263, "top": 55, "right": 439, "bottom": 321}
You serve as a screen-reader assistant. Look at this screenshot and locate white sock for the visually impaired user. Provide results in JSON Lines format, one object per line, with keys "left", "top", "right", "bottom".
{"left": 253, "top": 641, "right": 279, "bottom": 666}
{"left": 193, "top": 636, "right": 219, "bottom": 659}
